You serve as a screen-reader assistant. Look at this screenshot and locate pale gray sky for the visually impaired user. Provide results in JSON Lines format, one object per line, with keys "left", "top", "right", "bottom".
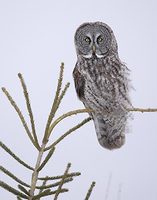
{"left": 0, "top": 0, "right": 157, "bottom": 199}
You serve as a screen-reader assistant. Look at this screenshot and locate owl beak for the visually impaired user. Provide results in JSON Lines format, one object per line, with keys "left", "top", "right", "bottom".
{"left": 92, "top": 45, "right": 96, "bottom": 55}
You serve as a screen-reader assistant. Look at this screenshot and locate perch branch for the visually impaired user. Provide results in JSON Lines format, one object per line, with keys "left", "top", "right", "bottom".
{"left": 128, "top": 107, "right": 157, "bottom": 113}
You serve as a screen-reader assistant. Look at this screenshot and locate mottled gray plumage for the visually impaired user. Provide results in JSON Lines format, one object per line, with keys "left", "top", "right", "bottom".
{"left": 73, "top": 22, "right": 131, "bottom": 150}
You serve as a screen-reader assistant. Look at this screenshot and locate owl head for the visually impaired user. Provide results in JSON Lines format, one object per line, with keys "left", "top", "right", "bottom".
{"left": 74, "top": 22, "right": 118, "bottom": 58}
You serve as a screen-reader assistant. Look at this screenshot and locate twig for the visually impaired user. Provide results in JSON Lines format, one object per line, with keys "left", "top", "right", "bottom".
{"left": 38, "top": 172, "right": 81, "bottom": 180}
{"left": 32, "top": 189, "right": 51, "bottom": 199}
{"left": 38, "top": 178, "right": 48, "bottom": 196}
{"left": 36, "top": 178, "right": 73, "bottom": 189}
{"left": 18, "top": 73, "right": 40, "bottom": 149}
{"left": 18, "top": 185, "right": 30, "bottom": 195}
{"left": 1, "top": 87, "right": 38, "bottom": 149}
{"left": 0, "top": 166, "right": 30, "bottom": 188}
{"left": 32, "top": 188, "right": 68, "bottom": 199}
{"left": 128, "top": 107, "right": 157, "bottom": 113}
{"left": 84, "top": 181, "right": 96, "bottom": 200}
{"left": 37, "top": 147, "right": 55, "bottom": 172}
{"left": 47, "top": 109, "right": 91, "bottom": 138}
{"left": 0, "top": 181, "right": 28, "bottom": 199}
{"left": 0, "top": 141, "right": 34, "bottom": 170}
{"left": 45, "top": 117, "right": 91, "bottom": 151}
{"left": 29, "top": 143, "right": 46, "bottom": 199}
{"left": 54, "top": 163, "right": 71, "bottom": 200}
{"left": 17, "top": 196, "right": 22, "bottom": 200}
{"left": 54, "top": 82, "right": 70, "bottom": 113}
{"left": 43, "top": 63, "right": 64, "bottom": 143}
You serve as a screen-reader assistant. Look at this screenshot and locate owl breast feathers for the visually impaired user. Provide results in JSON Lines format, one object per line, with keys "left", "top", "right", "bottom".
{"left": 73, "top": 22, "right": 132, "bottom": 150}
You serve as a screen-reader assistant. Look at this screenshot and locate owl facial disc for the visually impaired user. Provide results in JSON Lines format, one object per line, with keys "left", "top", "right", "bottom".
{"left": 74, "top": 22, "right": 117, "bottom": 59}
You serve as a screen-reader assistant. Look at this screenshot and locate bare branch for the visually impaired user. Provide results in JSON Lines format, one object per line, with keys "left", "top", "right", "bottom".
{"left": 128, "top": 107, "right": 157, "bottom": 113}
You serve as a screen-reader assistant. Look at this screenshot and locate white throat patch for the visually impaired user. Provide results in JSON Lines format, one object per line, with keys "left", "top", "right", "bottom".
{"left": 82, "top": 54, "right": 105, "bottom": 59}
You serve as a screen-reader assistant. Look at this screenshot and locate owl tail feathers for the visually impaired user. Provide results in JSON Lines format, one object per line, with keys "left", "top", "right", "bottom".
{"left": 93, "top": 115, "right": 125, "bottom": 150}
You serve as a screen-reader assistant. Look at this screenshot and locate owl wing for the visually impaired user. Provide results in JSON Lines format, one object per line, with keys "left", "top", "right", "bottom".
{"left": 73, "top": 65, "right": 85, "bottom": 100}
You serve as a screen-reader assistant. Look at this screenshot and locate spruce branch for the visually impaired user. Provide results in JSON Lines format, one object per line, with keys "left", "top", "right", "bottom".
{"left": 36, "top": 177, "right": 73, "bottom": 189}
{"left": 32, "top": 189, "right": 51, "bottom": 199}
{"left": 54, "top": 163, "right": 71, "bottom": 200}
{"left": 18, "top": 73, "right": 40, "bottom": 149}
{"left": 51, "top": 62, "right": 64, "bottom": 112}
{"left": 0, "top": 181, "right": 28, "bottom": 199}
{"left": 1, "top": 64, "right": 95, "bottom": 199}
{"left": 84, "top": 181, "right": 96, "bottom": 200}
{"left": 32, "top": 188, "right": 68, "bottom": 199}
{"left": 55, "top": 82, "right": 70, "bottom": 112}
{"left": 17, "top": 196, "right": 22, "bottom": 200}
{"left": 37, "top": 147, "right": 55, "bottom": 172}
{"left": 38, "top": 172, "right": 81, "bottom": 180}
{"left": 18, "top": 184, "right": 30, "bottom": 195}
{"left": 1, "top": 87, "right": 38, "bottom": 149}
{"left": 47, "top": 109, "right": 91, "bottom": 138}
{"left": 38, "top": 179, "right": 48, "bottom": 196}
{"left": 45, "top": 117, "right": 91, "bottom": 151}
{"left": 0, "top": 141, "right": 34, "bottom": 170}
{"left": 43, "top": 63, "right": 64, "bottom": 143}
{"left": 29, "top": 143, "right": 47, "bottom": 199}
{"left": 0, "top": 166, "right": 30, "bottom": 188}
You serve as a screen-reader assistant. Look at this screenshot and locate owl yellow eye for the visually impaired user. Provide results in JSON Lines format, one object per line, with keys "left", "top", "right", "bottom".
{"left": 97, "top": 36, "right": 103, "bottom": 43}
{"left": 84, "top": 36, "right": 91, "bottom": 44}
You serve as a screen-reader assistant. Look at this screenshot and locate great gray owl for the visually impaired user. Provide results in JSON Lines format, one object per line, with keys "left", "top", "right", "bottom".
{"left": 73, "top": 22, "right": 131, "bottom": 150}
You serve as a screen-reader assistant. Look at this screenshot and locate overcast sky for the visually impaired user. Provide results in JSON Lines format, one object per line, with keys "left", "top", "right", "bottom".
{"left": 0, "top": 0, "right": 157, "bottom": 200}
